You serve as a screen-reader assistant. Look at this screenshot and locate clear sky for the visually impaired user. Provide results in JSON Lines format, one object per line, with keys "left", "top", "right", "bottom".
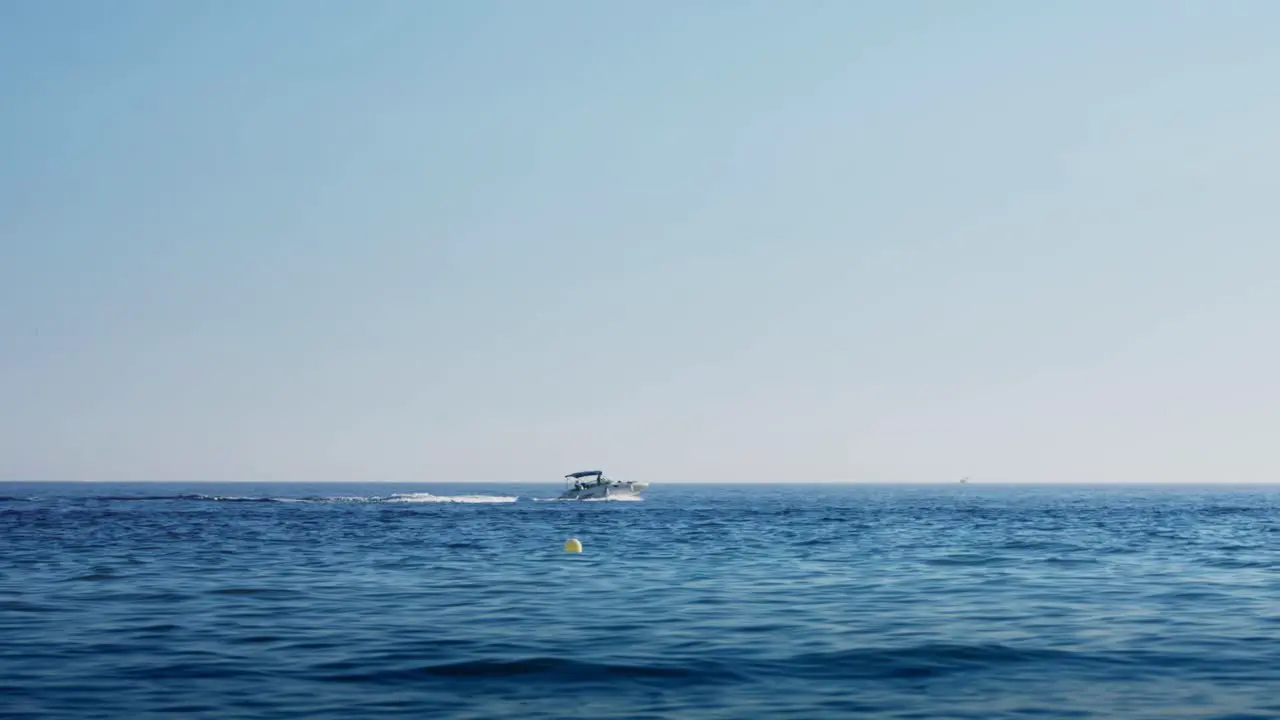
{"left": 3, "top": 1, "right": 1278, "bottom": 483}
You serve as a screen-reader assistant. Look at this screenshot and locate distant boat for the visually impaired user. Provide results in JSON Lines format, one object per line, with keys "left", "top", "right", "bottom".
{"left": 959, "top": 476, "right": 970, "bottom": 484}
{"left": 558, "top": 470, "right": 648, "bottom": 500}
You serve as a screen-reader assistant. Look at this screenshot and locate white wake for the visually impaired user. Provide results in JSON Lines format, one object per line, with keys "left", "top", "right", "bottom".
{"left": 383, "top": 492, "right": 518, "bottom": 504}
{"left": 532, "top": 495, "right": 644, "bottom": 502}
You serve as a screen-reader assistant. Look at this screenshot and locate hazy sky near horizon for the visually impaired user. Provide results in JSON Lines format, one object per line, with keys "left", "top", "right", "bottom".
{"left": 3, "top": 1, "right": 1279, "bottom": 483}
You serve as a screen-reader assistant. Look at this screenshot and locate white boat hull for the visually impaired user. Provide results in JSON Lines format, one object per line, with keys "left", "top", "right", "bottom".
{"left": 558, "top": 481, "right": 648, "bottom": 501}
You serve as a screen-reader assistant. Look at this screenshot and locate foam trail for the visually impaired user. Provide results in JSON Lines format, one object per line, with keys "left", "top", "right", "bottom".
{"left": 191, "top": 495, "right": 279, "bottom": 503}
{"left": 384, "top": 493, "right": 518, "bottom": 504}
{"left": 304, "top": 496, "right": 379, "bottom": 503}
{"left": 532, "top": 495, "right": 644, "bottom": 502}
{"left": 582, "top": 495, "right": 643, "bottom": 502}
{"left": 77, "top": 493, "right": 521, "bottom": 504}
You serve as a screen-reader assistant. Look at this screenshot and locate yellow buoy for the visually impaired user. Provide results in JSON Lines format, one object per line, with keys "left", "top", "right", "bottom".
{"left": 564, "top": 537, "right": 583, "bottom": 553}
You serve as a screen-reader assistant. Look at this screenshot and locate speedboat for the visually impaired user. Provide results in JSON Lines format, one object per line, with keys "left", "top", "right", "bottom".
{"left": 558, "top": 470, "right": 648, "bottom": 500}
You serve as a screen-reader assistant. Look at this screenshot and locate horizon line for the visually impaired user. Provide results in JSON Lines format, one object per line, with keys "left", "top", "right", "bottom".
{"left": 4, "top": 479, "right": 1280, "bottom": 486}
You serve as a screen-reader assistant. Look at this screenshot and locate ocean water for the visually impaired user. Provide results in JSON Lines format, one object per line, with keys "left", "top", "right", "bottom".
{"left": 3, "top": 482, "right": 1280, "bottom": 719}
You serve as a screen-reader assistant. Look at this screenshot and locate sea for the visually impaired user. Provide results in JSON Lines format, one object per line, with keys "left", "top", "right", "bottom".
{"left": 3, "top": 482, "right": 1279, "bottom": 719}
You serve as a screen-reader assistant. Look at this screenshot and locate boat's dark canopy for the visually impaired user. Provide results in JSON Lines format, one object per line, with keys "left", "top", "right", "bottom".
{"left": 565, "top": 470, "right": 603, "bottom": 479}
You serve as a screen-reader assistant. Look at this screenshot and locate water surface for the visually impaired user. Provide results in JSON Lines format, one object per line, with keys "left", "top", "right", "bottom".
{"left": 3, "top": 482, "right": 1279, "bottom": 718}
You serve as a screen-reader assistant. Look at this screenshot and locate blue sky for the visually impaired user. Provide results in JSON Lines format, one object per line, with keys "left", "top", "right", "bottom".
{"left": 3, "top": 1, "right": 1278, "bottom": 483}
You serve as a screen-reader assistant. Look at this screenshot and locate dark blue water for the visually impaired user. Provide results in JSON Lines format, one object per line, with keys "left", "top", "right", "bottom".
{"left": 4, "top": 482, "right": 1280, "bottom": 719}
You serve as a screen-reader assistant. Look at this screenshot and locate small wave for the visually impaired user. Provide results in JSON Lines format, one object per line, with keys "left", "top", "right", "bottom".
{"left": 779, "top": 643, "right": 1108, "bottom": 681}
{"left": 0, "top": 600, "right": 59, "bottom": 613}
{"left": 69, "top": 572, "right": 121, "bottom": 582}
{"left": 322, "top": 656, "right": 742, "bottom": 685}
{"left": 93, "top": 494, "right": 282, "bottom": 503}
{"left": 207, "top": 587, "right": 304, "bottom": 599}
{"left": 923, "top": 553, "right": 1014, "bottom": 567}
{"left": 1203, "top": 558, "right": 1275, "bottom": 569}
{"left": 95, "top": 495, "right": 204, "bottom": 502}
